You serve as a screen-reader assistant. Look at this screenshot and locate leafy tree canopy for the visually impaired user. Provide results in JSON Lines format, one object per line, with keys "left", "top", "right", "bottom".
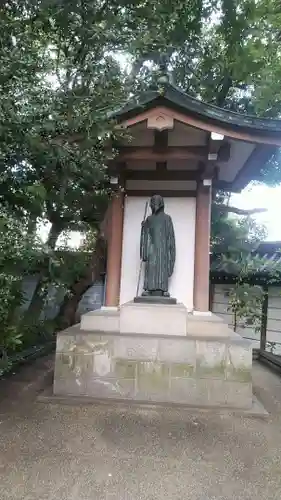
{"left": 0, "top": 0, "right": 281, "bottom": 334}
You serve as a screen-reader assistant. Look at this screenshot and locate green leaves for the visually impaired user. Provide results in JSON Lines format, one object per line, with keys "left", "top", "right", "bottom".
{"left": 0, "top": 0, "right": 128, "bottom": 229}
{"left": 211, "top": 191, "right": 267, "bottom": 256}
{"left": 227, "top": 282, "right": 264, "bottom": 332}
{"left": 0, "top": 0, "right": 281, "bottom": 340}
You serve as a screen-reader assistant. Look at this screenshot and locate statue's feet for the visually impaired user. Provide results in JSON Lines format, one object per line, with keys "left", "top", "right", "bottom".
{"left": 163, "top": 291, "right": 170, "bottom": 297}
{"left": 141, "top": 290, "right": 149, "bottom": 296}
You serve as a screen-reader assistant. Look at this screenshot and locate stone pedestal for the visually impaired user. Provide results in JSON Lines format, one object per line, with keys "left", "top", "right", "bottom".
{"left": 134, "top": 296, "right": 177, "bottom": 304}
{"left": 186, "top": 313, "right": 237, "bottom": 337}
{"left": 81, "top": 308, "right": 119, "bottom": 332}
{"left": 120, "top": 301, "right": 187, "bottom": 335}
{"left": 80, "top": 302, "right": 235, "bottom": 337}
{"left": 54, "top": 301, "right": 253, "bottom": 409}
{"left": 54, "top": 327, "right": 252, "bottom": 409}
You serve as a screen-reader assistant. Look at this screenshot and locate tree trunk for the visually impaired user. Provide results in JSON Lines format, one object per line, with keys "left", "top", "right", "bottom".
{"left": 56, "top": 232, "right": 106, "bottom": 329}
{"left": 25, "top": 223, "right": 62, "bottom": 321}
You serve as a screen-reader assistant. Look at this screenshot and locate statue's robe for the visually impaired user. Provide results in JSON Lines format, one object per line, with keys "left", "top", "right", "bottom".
{"left": 140, "top": 211, "right": 176, "bottom": 293}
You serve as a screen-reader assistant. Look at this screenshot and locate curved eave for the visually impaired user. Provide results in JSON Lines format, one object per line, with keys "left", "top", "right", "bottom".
{"left": 215, "top": 144, "right": 277, "bottom": 192}
{"left": 114, "top": 85, "right": 281, "bottom": 143}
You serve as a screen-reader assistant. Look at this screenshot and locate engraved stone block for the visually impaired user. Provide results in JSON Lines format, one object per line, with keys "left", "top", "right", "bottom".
{"left": 226, "top": 343, "right": 252, "bottom": 382}
{"left": 56, "top": 331, "right": 113, "bottom": 356}
{"left": 114, "top": 359, "right": 137, "bottom": 379}
{"left": 158, "top": 338, "right": 196, "bottom": 364}
{"left": 54, "top": 352, "right": 72, "bottom": 379}
{"left": 170, "top": 378, "right": 208, "bottom": 405}
{"left": 120, "top": 302, "right": 187, "bottom": 335}
{"left": 170, "top": 363, "right": 194, "bottom": 377}
{"left": 114, "top": 336, "right": 158, "bottom": 361}
{"left": 54, "top": 376, "right": 87, "bottom": 396}
{"left": 224, "top": 382, "right": 252, "bottom": 408}
{"left": 54, "top": 352, "right": 94, "bottom": 379}
{"left": 54, "top": 352, "right": 94, "bottom": 396}
{"left": 186, "top": 313, "right": 232, "bottom": 336}
{"left": 136, "top": 361, "right": 170, "bottom": 400}
{"left": 76, "top": 334, "right": 113, "bottom": 355}
{"left": 93, "top": 351, "right": 113, "bottom": 377}
{"left": 86, "top": 378, "right": 136, "bottom": 399}
{"left": 204, "top": 379, "right": 228, "bottom": 406}
{"left": 56, "top": 332, "right": 78, "bottom": 353}
{"left": 201, "top": 379, "right": 251, "bottom": 408}
{"left": 80, "top": 309, "right": 119, "bottom": 332}
{"left": 196, "top": 341, "right": 226, "bottom": 378}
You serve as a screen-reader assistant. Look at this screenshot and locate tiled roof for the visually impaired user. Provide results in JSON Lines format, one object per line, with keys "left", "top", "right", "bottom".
{"left": 113, "top": 82, "right": 281, "bottom": 136}
{"left": 211, "top": 243, "right": 281, "bottom": 278}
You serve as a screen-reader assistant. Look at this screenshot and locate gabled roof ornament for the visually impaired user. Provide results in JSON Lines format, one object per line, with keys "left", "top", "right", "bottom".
{"left": 157, "top": 53, "right": 171, "bottom": 94}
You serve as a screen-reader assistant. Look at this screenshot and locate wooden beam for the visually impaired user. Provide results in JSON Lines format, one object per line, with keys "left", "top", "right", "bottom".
{"left": 125, "top": 169, "right": 199, "bottom": 181}
{"left": 120, "top": 105, "right": 281, "bottom": 146}
{"left": 126, "top": 189, "right": 197, "bottom": 197}
{"left": 118, "top": 146, "right": 208, "bottom": 161}
{"left": 208, "top": 132, "right": 225, "bottom": 161}
{"left": 104, "top": 193, "right": 124, "bottom": 307}
{"left": 107, "top": 161, "right": 125, "bottom": 175}
{"left": 106, "top": 161, "right": 126, "bottom": 189}
{"left": 156, "top": 161, "right": 167, "bottom": 171}
{"left": 199, "top": 162, "right": 216, "bottom": 181}
{"left": 154, "top": 130, "right": 168, "bottom": 152}
{"left": 193, "top": 180, "right": 212, "bottom": 312}
{"left": 217, "top": 141, "right": 231, "bottom": 162}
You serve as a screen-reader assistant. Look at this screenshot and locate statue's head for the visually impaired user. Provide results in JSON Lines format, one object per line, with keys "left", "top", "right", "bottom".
{"left": 150, "top": 194, "right": 164, "bottom": 214}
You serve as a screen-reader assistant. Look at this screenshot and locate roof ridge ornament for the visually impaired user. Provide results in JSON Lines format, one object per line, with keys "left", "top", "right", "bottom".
{"left": 157, "top": 53, "right": 171, "bottom": 94}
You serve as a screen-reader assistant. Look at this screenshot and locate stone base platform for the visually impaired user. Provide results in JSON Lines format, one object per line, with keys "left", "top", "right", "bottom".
{"left": 120, "top": 301, "right": 187, "bottom": 335}
{"left": 53, "top": 325, "right": 253, "bottom": 409}
{"left": 134, "top": 295, "right": 177, "bottom": 305}
{"left": 39, "top": 389, "right": 268, "bottom": 419}
{"left": 80, "top": 301, "right": 236, "bottom": 337}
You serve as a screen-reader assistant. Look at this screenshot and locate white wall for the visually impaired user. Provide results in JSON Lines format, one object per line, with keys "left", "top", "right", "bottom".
{"left": 119, "top": 196, "right": 196, "bottom": 309}
{"left": 266, "top": 287, "right": 281, "bottom": 354}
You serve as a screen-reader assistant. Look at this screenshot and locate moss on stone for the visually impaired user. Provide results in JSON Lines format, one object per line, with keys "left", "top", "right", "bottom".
{"left": 74, "top": 338, "right": 112, "bottom": 356}
{"left": 171, "top": 363, "right": 194, "bottom": 377}
{"left": 196, "top": 360, "right": 226, "bottom": 379}
{"left": 54, "top": 353, "right": 72, "bottom": 379}
{"left": 226, "top": 366, "right": 252, "bottom": 383}
{"left": 115, "top": 359, "right": 137, "bottom": 378}
{"left": 60, "top": 353, "right": 70, "bottom": 365}
{"left": 137, "top": 362, "right": 170, "bottom": 391}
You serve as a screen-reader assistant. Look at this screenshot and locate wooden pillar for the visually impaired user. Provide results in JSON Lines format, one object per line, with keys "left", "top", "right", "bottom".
{"left": 193, "top": 181, "right": 212, "bottom": 312}
{"left": 104, "top": 192, "right": 124, "bottom": 307}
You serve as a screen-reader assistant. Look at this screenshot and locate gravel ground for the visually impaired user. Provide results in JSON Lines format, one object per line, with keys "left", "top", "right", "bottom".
{"left": 0, "top": 359, "right": 281, "bottom": 500}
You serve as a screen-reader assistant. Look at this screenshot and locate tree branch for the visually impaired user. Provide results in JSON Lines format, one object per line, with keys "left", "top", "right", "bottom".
{"left": 215, "top": 74, "right": 233, "bottom": 107}
{"left": 216, "top": 204, "right": 267, "bottom": 216}
{"left": 55, "top": 33, "right": 64, "bottom": 86}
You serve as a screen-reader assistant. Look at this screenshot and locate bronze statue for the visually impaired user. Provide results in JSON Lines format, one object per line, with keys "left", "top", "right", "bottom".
{"left": 140, "top": 195, "right": 176, "bottom": 297}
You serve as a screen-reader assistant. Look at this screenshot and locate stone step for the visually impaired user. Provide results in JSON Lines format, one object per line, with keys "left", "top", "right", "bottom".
{"left": 81, "top": 308, "right": 119, "bottom": 332}
{"left": 80, "top": 302, "right": 241, "bottom": 338}
{"left": 120, "top": 301, "right": 188, "bottom": 335}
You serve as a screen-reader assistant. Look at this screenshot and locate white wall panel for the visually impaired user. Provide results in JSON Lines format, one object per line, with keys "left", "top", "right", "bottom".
{"left": 120, "top": 196, "right": 196, "bottom": 309}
